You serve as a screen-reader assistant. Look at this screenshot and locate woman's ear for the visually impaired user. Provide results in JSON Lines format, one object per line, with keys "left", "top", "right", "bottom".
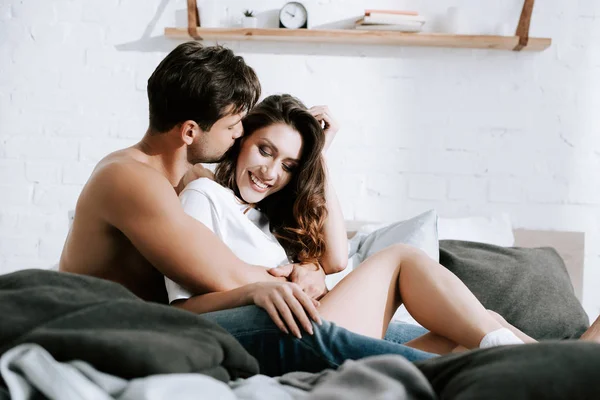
{"left": 181, "top": 120, "right": 200, "bottom": 145}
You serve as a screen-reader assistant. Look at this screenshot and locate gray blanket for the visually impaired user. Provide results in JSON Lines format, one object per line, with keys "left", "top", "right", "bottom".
{"left": 1, "top": 344, "right": 435, "bottom": 400}
{"left": 0, "top": 269, "right": 258, "bottom": 382}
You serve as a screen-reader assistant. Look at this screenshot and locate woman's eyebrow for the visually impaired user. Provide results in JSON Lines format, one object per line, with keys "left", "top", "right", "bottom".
{"left": 260, "top": 138, "right": 279, "bottom": 154}
{"left": 261, "top": 138, "right": 299, "bottom": 162}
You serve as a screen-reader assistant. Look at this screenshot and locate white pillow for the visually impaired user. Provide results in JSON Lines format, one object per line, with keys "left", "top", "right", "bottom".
{"left": 437, "top": 213, "right": 514, "bottom": 247}
{"left": 326, "top": 210, "right": 439, "bottom": 326}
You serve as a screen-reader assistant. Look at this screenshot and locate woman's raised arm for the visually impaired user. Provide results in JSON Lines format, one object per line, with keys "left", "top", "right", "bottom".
{"left": 309, "top": 106, "right": 348, "bottom": 274}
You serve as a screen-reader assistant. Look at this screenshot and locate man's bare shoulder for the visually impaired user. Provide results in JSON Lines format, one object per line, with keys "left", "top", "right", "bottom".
{"left": 84, "top": 150, "right": 179, "bottom": 220}
{"left": 92, "top": 151, "right": 168, "bottom": 192}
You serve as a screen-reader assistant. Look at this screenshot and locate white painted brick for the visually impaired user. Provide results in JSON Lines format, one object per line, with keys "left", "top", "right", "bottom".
{"left": 0, "top": 212, "right": 18, "bottom": 231}
{"left": 39, "top": 236, "right": 66, "bottom": 260}
{"left": 54, "top": 0, "right": 84, "bottom": 23}
{"left": 568, "top": 183, "right": 600, "bottom": 205}
{"left": 526, "top": 177, "right": 570, "bottom": 204}
{"left": 0, "top": 3, "right": 11, "bottom": 20}
{"left": 30, "top": 22, "right": 69, "bottom": 46}
{"left": 43, "top": 115, "right": 110, "bottom": 138}
{"left": 108, "top": 118, "right": 148, "bottom": 139}
{"left": 0, "top": 160, "right": 26, "bottom": 183}
{"left": 11, "top": 1, "right": 57, "bottom": 23}
{"left": 4, "top": 137, "right": 79, "bottom": 161}
{"left": 0, "top": 185, "right": 33, "bottom": 206}
{"left": 25, "top": 162, "right": 62, "bottom": 184}
{"left": 82, "top": 0, "right": 119, "bottom": 24}
{"left": 448, "top": 176, "right": 488, "bottom": 201}
{"left": 3, "top": 257, "right": 52, "bottom": 272}
{"left": 11, "top": 41, "right": 85, "bottom": 74}
{"left": 62, "top": 163, "right": 95, "bottom": 185}
{"left": 33, "top": 185, "right": 82, "bottom": 209}
{"left": 0, "top": 236, "right": 39, "bottom": 258}
{"left": 330, "top": 173, "right": 366, "bottom": 199}
{"left": 408, "top": 175, "right": 447, "bottom": 201}
{"left": 16, "top": 212, "right": 69, "bottom": 236}
{"left": 365, "top": 173, "right": 407, "bottom": 198}
{"left": 79, "top": 138, "right": 136, "bottom": 163}
{"left": 64, "top": 22, "right": 106, "bottom": 45}
{"left": 336, "top": 147, "right": 412, "bottom": 173}
{"left": 489, "top": 178, "right": 526, "bottom": 203}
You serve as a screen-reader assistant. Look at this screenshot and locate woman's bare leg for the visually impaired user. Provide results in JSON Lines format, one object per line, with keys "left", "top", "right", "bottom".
{"left": 318, "top": 244, "right": 518, "bottom": 350}
{"left": 403, "top": 310, "right": 536, "bottom": 354}
{"left": 580, "top": 316, "right": 600, "bottom": 343}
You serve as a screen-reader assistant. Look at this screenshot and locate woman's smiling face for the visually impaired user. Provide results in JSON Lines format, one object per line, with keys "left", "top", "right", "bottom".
{"left": 235, "top": 123, "right": 303, "bottom": 204}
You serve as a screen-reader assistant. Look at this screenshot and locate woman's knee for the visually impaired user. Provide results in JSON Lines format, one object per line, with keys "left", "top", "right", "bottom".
{"left": 388, "top": 243, "right": 428, "bottom": 264}
{"left": 487, "top": 309, "right": 507, "bottom": 324}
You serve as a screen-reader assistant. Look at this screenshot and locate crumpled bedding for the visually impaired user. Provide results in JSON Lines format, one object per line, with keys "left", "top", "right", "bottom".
{"left": 1, "top": 344, "right": 435, "bottom": 400}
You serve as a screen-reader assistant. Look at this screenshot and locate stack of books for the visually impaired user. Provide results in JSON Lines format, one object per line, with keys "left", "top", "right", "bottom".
{"left": 355, "top": 9, "right": 426, "bottom": 32}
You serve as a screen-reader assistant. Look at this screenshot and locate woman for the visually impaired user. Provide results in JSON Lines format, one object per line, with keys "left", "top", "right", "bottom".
{"left": 165, "top": 94, "right": 534, "bottom": 354}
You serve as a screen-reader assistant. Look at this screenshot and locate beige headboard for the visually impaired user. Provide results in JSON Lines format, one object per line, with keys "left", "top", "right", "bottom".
{"left": 346, "top": 222, "right": 585, "bottom": 303}
{"left": 513, "top": 229, "right": 584, "bottom": 302}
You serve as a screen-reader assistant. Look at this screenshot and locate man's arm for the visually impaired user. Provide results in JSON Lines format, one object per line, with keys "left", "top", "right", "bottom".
{"left": 95, "top": 162, "right": 282, "bottom": 294}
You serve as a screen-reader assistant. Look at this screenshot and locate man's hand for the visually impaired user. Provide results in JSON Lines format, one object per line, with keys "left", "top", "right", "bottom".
{"left": 268, "top": 262, "right": 328, "bottom": 300}
{"left": 309, "top": 105, "right": 340, "bottom": 154}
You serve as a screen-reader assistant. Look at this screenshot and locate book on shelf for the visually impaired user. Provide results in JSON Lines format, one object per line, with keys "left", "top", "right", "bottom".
{"left": 355, "top": 10, "right": 425, "bottom": 33}
{"left": 364, "top": 9, "right": 419, "bottom": 16}
{"left": 355, "top": 22, "right": 423, "bottom": 32}
{"left": 362, "top": 13, "right": 426, "bottom": 25}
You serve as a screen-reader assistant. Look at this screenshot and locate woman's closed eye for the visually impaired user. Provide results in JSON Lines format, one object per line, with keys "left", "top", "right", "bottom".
{"left": 259, "top": 146, "right": 272, "bottom": 157}
{"left": 282, "top": 163, "right": 294, "bottom": 173}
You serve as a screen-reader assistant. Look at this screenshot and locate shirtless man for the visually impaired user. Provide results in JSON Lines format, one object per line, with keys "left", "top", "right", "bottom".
{"left": 59, "top": 42, "right": 435, "bottom": 376}
{"left": 60, "top": 42, "right": 270, "bottom": 304}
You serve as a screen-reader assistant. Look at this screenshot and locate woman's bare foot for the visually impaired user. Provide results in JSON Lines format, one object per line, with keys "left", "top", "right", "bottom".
{"left": 581, "top": 316, "right": 600, "bottom": 343}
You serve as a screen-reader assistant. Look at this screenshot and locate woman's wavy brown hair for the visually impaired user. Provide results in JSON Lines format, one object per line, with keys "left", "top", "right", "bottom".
{"left": 215, "top": 94, "right": 327, "bottom": 264}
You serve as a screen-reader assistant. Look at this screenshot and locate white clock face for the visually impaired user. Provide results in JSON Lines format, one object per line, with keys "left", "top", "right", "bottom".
{"left": 280, "top": 2, "right": 308, "bottom": 29}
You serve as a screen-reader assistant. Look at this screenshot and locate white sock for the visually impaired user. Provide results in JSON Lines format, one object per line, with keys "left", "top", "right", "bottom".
{"left": 479, "top": 328, "right": 524, "bottom": 348}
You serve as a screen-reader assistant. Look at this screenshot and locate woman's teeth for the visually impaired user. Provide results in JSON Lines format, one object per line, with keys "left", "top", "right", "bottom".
{"left": 250, "top": 173, "right": 268, "bottom": 189}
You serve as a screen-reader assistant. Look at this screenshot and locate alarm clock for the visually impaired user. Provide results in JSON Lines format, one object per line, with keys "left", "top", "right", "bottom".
{"left": 279, "top": 2, "right": 308, "bottom": 29}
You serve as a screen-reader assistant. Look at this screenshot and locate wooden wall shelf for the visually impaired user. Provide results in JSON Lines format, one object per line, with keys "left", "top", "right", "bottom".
{"left": 164, "top": 27, "right": 551, "bottom": 52}
{"left": 168, "top": 0, "right": 550, "bottom": 52}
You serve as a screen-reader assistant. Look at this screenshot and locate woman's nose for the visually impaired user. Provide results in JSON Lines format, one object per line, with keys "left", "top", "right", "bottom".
{"left": 260, "top": 164, "right": 277, "bottom": 181}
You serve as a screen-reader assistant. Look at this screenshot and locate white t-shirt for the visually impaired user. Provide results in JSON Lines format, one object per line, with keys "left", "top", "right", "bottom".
{"left": 165, "top": 178, "right": 291, "bottom": 303}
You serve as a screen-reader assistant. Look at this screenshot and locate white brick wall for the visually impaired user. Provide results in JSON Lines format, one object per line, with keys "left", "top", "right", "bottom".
{"left": 1, "top": 0, "right": 600, "bottom": 317}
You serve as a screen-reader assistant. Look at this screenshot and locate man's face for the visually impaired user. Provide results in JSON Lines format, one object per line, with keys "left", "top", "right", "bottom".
{"left": 187, "top": 111, "right": 245, "bottom": 164}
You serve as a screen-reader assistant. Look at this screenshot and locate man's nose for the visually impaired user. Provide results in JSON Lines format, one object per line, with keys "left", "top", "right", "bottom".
{"left": 232, "top": 128, "right": 243, "bottom": 139}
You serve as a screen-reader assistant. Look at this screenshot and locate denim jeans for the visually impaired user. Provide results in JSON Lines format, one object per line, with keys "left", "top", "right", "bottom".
{"left": 201, "top": 305, "right": 437, "bottom": 377}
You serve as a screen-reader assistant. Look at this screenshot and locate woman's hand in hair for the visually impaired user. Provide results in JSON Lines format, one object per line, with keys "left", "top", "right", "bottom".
{"left": 309, "top": 105, "right": 339, "bottom": 154}
{"left": 268, "top": 262, "right": 328, "bottom": 300}
{"left": 249, "top": 281, "right": 322, "bottom": 338}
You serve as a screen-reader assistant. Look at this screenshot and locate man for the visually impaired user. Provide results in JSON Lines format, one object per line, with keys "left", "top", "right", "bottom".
{"left": 59, "top": 41, "right": 433, "bottom": 376}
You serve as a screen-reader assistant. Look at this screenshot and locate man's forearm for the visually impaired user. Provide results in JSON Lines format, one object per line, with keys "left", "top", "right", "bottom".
{"left": 210, "top": 264, "right": 286, "bottom": 292}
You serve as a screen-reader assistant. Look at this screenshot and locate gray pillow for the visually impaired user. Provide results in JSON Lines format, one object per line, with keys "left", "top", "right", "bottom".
{"left": 417, "top": 341, "right": 600, "bottom": 400}
{"left": 439, "top": 240, "right": 589, "bottom": 340}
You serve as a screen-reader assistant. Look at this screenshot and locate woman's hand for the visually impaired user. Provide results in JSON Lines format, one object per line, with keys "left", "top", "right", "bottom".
{"left": 249, "top": 281, "right": 322, "bottom": 338}
{"left": 269, "top": 262, "right": 328, "bottom": 300}
{"left": 309, "top": 105, "right": 339, "bottom": 154}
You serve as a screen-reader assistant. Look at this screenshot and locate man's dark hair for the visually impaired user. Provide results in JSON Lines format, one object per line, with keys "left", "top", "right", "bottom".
{"left": 147, "top": 42, "right": 261, "bottom": 133}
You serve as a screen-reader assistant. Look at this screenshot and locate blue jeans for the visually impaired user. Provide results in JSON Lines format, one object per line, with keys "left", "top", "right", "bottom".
{"left": 202, "top": 305, "right": 437, "bottom": 377}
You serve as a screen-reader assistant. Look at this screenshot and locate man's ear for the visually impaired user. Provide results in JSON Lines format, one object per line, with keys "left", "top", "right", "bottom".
{"left": 181, "top": 120, "right": 201, "bottom": 145}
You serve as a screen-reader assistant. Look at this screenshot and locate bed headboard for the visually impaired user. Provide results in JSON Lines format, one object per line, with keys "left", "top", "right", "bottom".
{"left": 346, "top": 222, "right": 585, "bottom": 302}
